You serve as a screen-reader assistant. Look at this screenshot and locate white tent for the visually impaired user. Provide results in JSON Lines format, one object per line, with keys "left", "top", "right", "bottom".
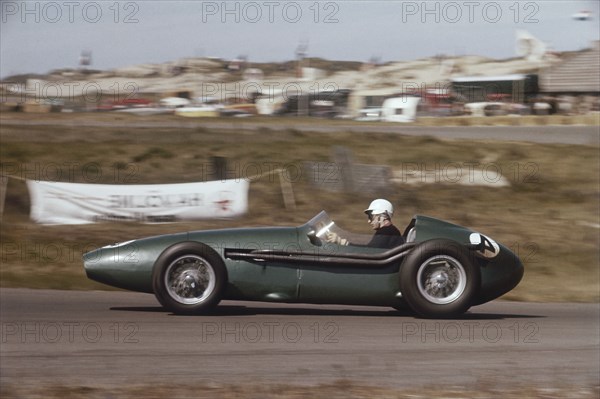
{"left": 381, "top": 97, "right": 421, "bottom": 122}
{"left": 159, "top": 97, "right": 191, "bottom": 108}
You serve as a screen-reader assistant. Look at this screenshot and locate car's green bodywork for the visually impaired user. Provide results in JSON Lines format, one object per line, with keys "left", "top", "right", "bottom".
{"left": 84, "top": 213, "right": 523, "bottom": 309}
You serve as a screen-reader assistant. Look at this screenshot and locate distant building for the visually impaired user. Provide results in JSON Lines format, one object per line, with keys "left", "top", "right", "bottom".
{"left": 450, "top": 74, "right": 539, "bottom": 103}
{"left": 539, "top": 41, "right": 600, "bottom": 96}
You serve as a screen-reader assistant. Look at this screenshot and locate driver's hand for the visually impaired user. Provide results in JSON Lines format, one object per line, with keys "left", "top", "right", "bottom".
{"left": 325, "top": 231, "right": 336, "bottom": 243}
{"left": 326, "top": 232, "right": 348, "bottom": 246}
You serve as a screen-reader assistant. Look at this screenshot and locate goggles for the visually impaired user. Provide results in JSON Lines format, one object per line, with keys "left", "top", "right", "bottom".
{"left": 366, "top": 211, "right": 389, "bottom": 222}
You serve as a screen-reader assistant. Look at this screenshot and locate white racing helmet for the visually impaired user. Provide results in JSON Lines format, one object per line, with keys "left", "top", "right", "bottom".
{"left": 364, "top": 199, "right": 394, "bottom": 219}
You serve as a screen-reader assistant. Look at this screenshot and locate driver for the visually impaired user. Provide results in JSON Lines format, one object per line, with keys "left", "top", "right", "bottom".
{"left": 327, "top": 199, "right": 405, "bottom": 249}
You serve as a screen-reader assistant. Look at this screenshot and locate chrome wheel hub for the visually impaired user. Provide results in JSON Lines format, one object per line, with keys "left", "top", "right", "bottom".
{"left": 165, "top": 255, "right": 216, "bottom": 305}
{"left": 417, "top": 255, "right": 467, "bottom": 305}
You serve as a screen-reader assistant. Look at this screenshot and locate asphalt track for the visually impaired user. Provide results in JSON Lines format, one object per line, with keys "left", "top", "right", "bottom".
{"left": 1, "top": 288, "right": 598, "bottom": 390}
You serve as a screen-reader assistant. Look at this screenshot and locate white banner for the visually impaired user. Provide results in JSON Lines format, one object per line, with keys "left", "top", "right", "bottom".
{"left": 26, "top": 179, "right": 249, "bottom": 225}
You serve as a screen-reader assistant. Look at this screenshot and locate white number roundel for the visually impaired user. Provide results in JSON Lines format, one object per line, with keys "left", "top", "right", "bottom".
{"left": 469, "top": 233, "right": 500, "bottom": 258}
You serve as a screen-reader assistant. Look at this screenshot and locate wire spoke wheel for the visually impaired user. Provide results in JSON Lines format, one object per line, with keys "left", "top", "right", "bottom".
{"left": 165, "top": 255, "right": 216, "bottom": 305}
{"left": 417, "top": 255, "right": 467, "bottom": 305}
{"left": 153, "top": 242, "right": 229, "bottom": 314}
{"left": 399, "top": 239, "right": 479, "bottom": 318}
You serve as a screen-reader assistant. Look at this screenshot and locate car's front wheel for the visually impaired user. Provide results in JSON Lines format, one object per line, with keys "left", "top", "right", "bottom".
{"left": 152, "top": 242, "right": 227, "bottom": 314}
{"left": 399, "top": 239, "right": 480, "bottom": 318}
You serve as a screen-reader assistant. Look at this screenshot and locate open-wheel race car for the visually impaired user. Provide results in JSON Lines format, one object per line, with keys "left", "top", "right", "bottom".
{"left": 84, "top": 211, "right": 524, "bottom": 318}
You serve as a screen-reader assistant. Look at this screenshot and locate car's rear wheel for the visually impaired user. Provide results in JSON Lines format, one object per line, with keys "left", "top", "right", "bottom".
{"left": 399, "top": 239, "right": 480, "bottom": 318}
{"left": 152, "top": 242, "right": 226, "bottom": 314}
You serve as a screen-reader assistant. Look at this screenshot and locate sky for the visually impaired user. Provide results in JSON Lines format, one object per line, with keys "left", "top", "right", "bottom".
{"left": 1, "top": 0, "right": 599, "bottom": 78}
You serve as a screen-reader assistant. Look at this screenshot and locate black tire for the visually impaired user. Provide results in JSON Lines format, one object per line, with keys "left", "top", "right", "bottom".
{"left": 152, "top": 242, "right": 227, "bottom": 315}
{"left": 399, "top": 239, "right": 480, "bottom": 318}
